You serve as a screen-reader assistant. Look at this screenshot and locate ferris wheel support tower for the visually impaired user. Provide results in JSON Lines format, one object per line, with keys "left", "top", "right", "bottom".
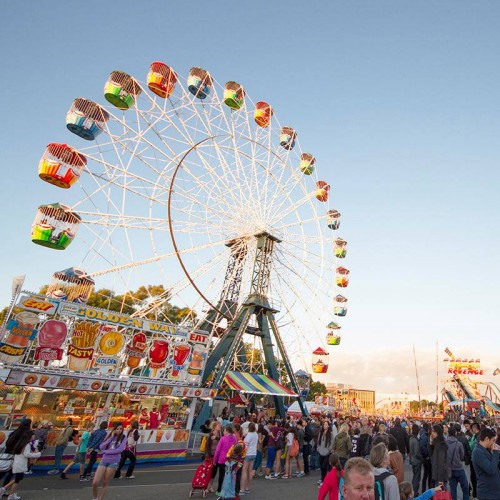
{"left": 196, "top": 232, "right": 307, "bottom": 426}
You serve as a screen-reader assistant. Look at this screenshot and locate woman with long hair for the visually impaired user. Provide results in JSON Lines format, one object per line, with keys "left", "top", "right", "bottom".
{"left": 317, "top": 420, "right": 334, "bottom": 486}
{"left": 206, "top": 421, "right": 222, "bottom": 493}
{"left": 114, "top": 420, "right": 140, "bottom": 479}
{"left": 1, "top": 426, "right": 41, "bottom": 500}
{"left": 333, "top": 423, "right": 352, "bottom": 468}
{"left": 429, "top": 424, "right": 448, "bottom": 488}
{"left": 92, "top": 422, "right": 126, "bottom": 500}
{"left": 318, "top": 453, "right": 343, "bottom": 500}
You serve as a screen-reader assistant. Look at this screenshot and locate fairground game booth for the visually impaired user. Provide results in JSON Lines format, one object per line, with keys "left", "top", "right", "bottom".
{"left": 0, "top": 292, "right": 215, "bottom": 468}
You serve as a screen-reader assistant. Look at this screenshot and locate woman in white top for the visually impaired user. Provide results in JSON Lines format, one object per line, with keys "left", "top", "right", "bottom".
{"left": 1, "top": 430, "right": 41, "bottom": 500}
{"left": 241, "top": 422, "right": 258, "bottom": 495}
{"left": 283, "top": 425, "right": 295, "bottom": 479}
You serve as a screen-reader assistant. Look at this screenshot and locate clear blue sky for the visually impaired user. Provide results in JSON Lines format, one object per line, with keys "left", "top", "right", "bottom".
{"left": 1, "top": 1, "right": 499, "bottom": 395}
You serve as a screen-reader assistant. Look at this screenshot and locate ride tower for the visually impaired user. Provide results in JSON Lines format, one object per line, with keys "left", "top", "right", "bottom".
{"left": 195, "top": 232, "right": 307, "bottom": 427}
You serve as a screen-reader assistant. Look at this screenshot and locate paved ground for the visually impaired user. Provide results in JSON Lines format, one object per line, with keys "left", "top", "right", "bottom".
{"left": 13, "top": 460, "right": 471, "bottom": 500}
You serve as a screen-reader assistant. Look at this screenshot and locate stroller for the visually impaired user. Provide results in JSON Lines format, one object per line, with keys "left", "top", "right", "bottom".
{"left": 217, "top": 459, "right": 240, "bottom": 500}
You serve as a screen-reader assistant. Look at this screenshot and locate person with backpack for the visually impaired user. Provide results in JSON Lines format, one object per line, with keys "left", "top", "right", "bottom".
{"left": 47, "top": 418, "right": 73, "bottom": 475}
{"left": 114, "top": 420, "right": 140, "bottom": 479}
{"left": 317, "top": 420, "right": 335, "bottom": 487}
{"left": 409, "top": 424, "right": 423, "bottom": 496}
{"left": 446, "top": 425, "right": 469, "bottom": 500}
{"left": 318, "top": 452, "right": 344, "bottom": 500}
{"left": 369, "top": 442, "right": 400, "bottom": 500}
{"left": 334, "top": 423, "right": 353, "bottom": 468}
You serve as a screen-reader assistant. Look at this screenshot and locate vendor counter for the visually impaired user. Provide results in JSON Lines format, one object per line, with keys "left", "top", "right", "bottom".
{"left": 24, "top": 428, "right": 191, "bottom": 469}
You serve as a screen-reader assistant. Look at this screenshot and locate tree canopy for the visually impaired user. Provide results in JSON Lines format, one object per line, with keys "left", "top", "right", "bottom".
{"left": 38, "top": 284, "right": 195, "bottom": 325}
{"left": 308, "top": 379, "right": 327, "bottom": 401}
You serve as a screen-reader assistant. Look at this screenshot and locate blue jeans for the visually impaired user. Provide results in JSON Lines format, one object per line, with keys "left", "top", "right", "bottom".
{"left": 54, "top": 444, "right": 66, "bottom": 470}
{"left": 449, "top": 468, "right": 469, "bottom": 500}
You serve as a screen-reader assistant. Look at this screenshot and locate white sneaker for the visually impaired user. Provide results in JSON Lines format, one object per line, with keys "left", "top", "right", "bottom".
{"left": 125, "top": 475, "right": 135, "bottom": 479}
{"left": 8, "top": 494, "right": 21, "bottom": 500}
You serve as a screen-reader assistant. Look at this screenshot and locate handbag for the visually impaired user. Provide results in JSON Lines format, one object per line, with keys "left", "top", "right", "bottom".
{"left": 199, "top": 435, "right": 207, "bottom": 453}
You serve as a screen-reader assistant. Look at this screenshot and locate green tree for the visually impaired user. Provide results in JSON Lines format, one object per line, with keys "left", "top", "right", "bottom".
{"left": 37, "top": 284, "right": 195, "bottom": 324}
{"left": 308, "top": 379, "right": 327, "bottom": 401}
{"left": 409, "top": 400, "right": 421, "bottom": 414}
{"left": 0, "top": 307, "right": 8, "bottom": 325}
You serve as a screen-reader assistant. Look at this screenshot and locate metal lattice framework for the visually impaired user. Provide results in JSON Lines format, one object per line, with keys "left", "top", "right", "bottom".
{"left": 33, "top": 63, "right": 347, "bottom": 383}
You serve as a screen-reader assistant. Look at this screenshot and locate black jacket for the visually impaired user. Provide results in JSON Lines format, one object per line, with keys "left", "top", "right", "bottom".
{"left": 389, "top": 424, "right": 410, "bottom": 456}
{"left": 456, "top": 432, "right": 471, "bottom": 465}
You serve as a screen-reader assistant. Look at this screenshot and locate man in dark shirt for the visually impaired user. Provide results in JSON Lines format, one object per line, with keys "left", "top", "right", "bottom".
{"left": 83, "top": 421, "right": 109, "bottom": 480}
{"left": 389, "top": 417, "right": 409, "bottom": 459}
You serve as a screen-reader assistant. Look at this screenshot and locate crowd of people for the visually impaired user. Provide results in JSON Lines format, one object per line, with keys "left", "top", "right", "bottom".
{"left": 0, "top": 410, "right": 498, "bottom": 500}
{"left": 0, "top": 417, "right": 141, "bottom": 500}
{"left": 199, "top": 409, "right": 500, "bottom": 500}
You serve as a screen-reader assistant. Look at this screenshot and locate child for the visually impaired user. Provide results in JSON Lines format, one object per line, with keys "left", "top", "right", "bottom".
{"left": 61, "top": 422, "right": 94, "bottom": 480}
{"left": 219, "top": 444, "right": 244, "bottom": 500}
{"left": 399, "top": 480, "right": 443, "bottom": 500}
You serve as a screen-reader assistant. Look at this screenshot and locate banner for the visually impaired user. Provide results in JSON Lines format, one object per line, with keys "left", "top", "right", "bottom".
{"left": 1, "top": 292, "right": 212, "bottom": 389}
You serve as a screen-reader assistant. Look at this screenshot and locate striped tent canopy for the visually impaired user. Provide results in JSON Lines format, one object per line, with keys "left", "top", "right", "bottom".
{"left": 224, "top": 371, "right": 297, "bottom": 397}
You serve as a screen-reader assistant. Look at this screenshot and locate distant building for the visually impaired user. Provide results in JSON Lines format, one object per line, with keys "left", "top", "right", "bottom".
{"left": 326, "top": 383, "right": 375, "bottom": 415}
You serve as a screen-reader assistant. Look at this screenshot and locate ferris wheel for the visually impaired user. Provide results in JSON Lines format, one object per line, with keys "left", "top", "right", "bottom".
{"left": 31, "top": 62, "right": 349, "bottom": 374}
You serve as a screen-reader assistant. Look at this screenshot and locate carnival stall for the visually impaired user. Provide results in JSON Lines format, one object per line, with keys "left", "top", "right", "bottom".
{"left": 0, "top": 291, "right": 214, "bottom": 467}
